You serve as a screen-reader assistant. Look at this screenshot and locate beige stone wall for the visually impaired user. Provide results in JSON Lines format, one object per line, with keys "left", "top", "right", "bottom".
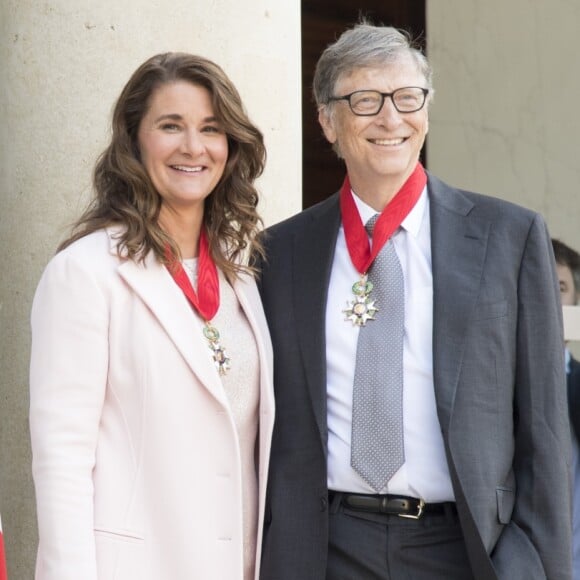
{"left": 0, "top": 1, "right": 301, "bottom": 577}
{"left": 427, "top": 0, "right": 580, "bottom": 249}
{"left": 427, "top": 0, "right": 580, "bottom": 354}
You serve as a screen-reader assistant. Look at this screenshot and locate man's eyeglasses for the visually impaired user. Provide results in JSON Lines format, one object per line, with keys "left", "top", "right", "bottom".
{"left": 328, "top": 87, "right": 429, "bottom": 116}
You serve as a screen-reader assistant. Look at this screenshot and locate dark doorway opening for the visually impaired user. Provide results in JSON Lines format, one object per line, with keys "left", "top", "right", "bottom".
{"left": 301, "top": 2, "right": 426, "bottom": 208}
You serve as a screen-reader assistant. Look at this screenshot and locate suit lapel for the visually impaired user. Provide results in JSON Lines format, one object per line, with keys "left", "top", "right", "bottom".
{"left": 288, "top": 182, "right": 490, "bottom": 438}
{"left": 293, "top": 194, "right": 342, "bottom": 438}
{"left": 429, "top": 175, "right": 491, "bottom": 430}
{"left": 282, "top": 180, "right": 491, "bottom": 440}
{"left": 113, "top": 239, "right": 227, "bottom": 406}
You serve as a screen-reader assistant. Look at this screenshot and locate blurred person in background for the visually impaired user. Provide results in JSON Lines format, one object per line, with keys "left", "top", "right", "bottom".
{"left": 553, "top": 238, "right": 580, "bottom": 580}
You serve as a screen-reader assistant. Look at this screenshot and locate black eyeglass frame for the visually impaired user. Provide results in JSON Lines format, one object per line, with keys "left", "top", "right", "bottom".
{"left": 328, "top": 87, "right": 429, "bottom": 116}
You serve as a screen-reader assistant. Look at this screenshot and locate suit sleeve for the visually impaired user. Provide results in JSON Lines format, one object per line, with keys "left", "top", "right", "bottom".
{"left": 493, "top": 213, "right": 572, "bottom": 578}
{"left": 30, "top": 249, "right": 109, "bottom": 580}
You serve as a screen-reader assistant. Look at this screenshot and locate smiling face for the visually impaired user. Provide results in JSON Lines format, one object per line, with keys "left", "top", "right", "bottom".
{"left": 318, "top": 54, "right": 429, "bottom": 208}
{"left": 138, "top": 80, "right": 228, "bottom": 223}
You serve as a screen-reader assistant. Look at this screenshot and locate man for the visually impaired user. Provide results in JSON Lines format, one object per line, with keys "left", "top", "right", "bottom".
{"left": 553, "top": 238, "right": 580, "bottom": 580}
{"left": 258, "top": 22, "right": 571, "bottom": 580}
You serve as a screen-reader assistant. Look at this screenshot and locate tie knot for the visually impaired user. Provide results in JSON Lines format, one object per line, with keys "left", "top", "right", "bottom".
{"left": 365, "top": 214, "right": 380, "bottom": 237}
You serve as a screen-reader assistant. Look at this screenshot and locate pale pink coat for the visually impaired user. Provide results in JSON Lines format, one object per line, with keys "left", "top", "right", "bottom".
{"left": 30, "top": 229, "right": 275, "bottom": 580}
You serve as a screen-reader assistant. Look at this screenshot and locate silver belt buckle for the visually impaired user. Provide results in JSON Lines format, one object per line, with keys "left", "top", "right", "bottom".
{"left": 398, "top": 498, "right": 425, "bottom": 519}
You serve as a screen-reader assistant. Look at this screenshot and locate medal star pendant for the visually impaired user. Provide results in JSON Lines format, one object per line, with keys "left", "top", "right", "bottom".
{"left": 203, "top": 323, "right": 231, "bottom": 375}
{"left": 343, "top": 274, "right": 378, "bottom": 327}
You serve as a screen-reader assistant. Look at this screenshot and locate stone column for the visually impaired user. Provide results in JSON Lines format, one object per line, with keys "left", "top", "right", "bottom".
{"left": 0, "top": 1, "right": 301, "bottom": 577}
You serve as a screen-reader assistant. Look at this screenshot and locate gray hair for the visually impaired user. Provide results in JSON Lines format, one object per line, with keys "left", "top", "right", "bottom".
{"left": 313, "top": 22, "right": 433, "bottom": 108}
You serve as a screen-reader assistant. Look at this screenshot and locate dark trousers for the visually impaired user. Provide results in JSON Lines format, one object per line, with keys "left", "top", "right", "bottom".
{"left": 327, "top": 492, "right": 474, "bottom": 580}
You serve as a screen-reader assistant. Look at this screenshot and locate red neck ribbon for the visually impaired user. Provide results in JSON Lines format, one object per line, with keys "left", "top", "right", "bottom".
{"left": 340, "top": 162, "right": 427, "bottom": 274}
{"left": 165, "top": 228, "right": 220, "bottom": 321}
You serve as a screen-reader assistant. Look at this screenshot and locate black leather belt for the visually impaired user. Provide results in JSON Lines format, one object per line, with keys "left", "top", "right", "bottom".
{"left": 329, "top": 491, "right": 457, "bottom": 520}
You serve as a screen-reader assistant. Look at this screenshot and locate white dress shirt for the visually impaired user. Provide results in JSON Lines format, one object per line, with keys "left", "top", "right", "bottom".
{"left": 326, "top": 186, "right": 455, "bottom": 502}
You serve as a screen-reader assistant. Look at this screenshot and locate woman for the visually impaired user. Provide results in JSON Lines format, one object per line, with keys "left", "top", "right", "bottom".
{"left": 29, "top": 52, "right": 274, "bottom": 580}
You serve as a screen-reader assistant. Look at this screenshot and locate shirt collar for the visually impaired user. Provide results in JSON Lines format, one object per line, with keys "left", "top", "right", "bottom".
{"left": 351, "top": 185, "right": 428, "bottom": 237}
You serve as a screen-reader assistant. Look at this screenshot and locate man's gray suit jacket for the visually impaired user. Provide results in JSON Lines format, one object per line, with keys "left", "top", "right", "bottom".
{"left": 257, "top": 173, "right": 572, "bottom": 580}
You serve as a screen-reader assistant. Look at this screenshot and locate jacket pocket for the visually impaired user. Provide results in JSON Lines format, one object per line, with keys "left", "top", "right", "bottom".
{"left": 94, "top": 526, "right": 145, "bottom": 544}
{"left": 474, "top": 299, "right": 508, "bottom": 321}
{"left": 95, "top": 527, "right": 147, "bottom": 580}
{"left": 496, "top": 486, "right": 515, "bottom": 524}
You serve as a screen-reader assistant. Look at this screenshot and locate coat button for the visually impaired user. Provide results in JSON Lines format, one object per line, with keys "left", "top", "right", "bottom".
{"left": 320, "top": 495, "right": 328, "bottom": 512}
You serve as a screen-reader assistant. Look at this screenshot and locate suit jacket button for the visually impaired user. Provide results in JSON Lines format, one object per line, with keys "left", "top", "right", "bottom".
{"left": 320, "top": 496, "right": 328, "bottom": 512}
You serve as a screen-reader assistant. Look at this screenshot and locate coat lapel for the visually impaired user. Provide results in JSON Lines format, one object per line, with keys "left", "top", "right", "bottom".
{"left": 292, "top": 194, "right": 342, "bottom": 439}
{"left": 231, "top": 273, "right": 275, "bottom": 484}
{"left": 231, "top": 273, "right": 275, "bottom": 411}
{"left": 112, "top": 237, "right": 227, "bottom": 406}
{"left": 429, "top": 175, "right": 491, "bottom": 430}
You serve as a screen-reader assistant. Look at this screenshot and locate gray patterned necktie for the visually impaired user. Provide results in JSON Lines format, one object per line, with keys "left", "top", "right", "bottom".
{"left": 350, "top": 214, "right": 405, "bottom": 492}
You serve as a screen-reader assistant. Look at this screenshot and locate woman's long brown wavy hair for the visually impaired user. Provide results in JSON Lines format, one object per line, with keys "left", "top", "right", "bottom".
{"left": 59, "top": 52, "right": 266, "bottom": 280}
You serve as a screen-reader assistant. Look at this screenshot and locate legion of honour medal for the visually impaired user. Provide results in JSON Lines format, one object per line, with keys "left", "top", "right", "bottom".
{"left": 203, "top": 322, "right": 231, "bottom": 376}
{"left": 343, "top": 274, "right": 378, "bottom": 327}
